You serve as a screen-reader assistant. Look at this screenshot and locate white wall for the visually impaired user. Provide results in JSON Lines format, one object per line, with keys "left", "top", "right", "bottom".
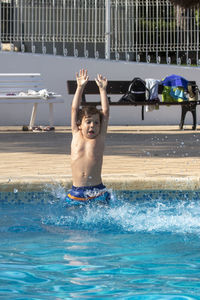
{"left": 0, "top": 51, "right": 200, "bottom": 126}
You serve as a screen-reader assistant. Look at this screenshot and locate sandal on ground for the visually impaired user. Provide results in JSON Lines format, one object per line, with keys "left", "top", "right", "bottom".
{"left": 32, "top": 126, "right": 43, "bottom": 132}
{"left": 22, "top": 125, "right": 29, "bottom": 131}
{"left": 43, "top": 126, "right": 55, "bottom": 131}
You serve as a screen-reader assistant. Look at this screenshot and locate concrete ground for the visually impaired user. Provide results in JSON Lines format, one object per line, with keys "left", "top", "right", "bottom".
{"left": 0, "top": 125, "right": 200, "bottom": 191}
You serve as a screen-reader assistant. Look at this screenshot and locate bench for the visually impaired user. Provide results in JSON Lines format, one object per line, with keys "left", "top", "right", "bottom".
{"left": 0, "top": 73, "right": 64, "bottom": 129}
{"left": 67, "top": 80, "right": 200, "bottom": 130}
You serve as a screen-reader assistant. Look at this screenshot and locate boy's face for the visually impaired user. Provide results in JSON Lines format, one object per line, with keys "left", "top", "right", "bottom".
{"left": 79, "top": 113, "right": 101, "bottom": 139}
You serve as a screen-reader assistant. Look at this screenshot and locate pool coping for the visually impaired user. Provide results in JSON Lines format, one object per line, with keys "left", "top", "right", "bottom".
{"left": 0, "top": 175, "right": 200, "bottom": 191}
{"left": 1, "top": 126, "right": 200, "bottom": 192}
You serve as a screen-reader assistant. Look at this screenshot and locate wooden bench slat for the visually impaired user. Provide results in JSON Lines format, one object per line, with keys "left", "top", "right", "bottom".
{"left": 0, "top": 87, "right": 42, "bottom": 93}
{"left": 78, "top": 100, "right": 200, "bottom": 106}
{"left": 67, "top": 80, "right": 130, "bottom": 94}
{"left": 0, "top": 94, "right": 62, "bottom": 99}
{"left": 0, "top": 74, "right": 43, "bottom": 93}
{"left": 0, "top": 99, "right": 63, "bottom": 104}
{"left": 0, "top": 82, "right": 42, "bottom": 86}
{"left": 0, "top": 73, "right": 41, "bottom": 76}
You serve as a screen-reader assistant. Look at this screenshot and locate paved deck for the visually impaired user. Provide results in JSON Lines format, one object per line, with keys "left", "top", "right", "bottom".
{"left": 0, "top": 125, "right": 200, "bottom": 190}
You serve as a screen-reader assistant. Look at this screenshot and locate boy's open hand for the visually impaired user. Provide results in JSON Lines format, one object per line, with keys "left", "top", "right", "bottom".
{"left": 76, "top": 69, "right": 89, "bottom": 88}
{"left": 95, "top": 74, "right": 108, "bottom": 90}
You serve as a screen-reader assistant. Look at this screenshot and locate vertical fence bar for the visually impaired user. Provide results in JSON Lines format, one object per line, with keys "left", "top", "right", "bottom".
{"left": 45, "top": 0, "right": 48, "bottom": 43}
{"left": 94, "top": 0, "right": 98, "bottom": 58}
{"left": 196, "top": 5, "right": 199, "bottom": 65}
{"left": 132, "top": 1, "right": 135, "bottom": 58}
{"left": 3, "top": 1, "right": 5, "bottom": 42}
{"left": 17, "top": 0, "right": 20, "bottom": 46}
{"left": 74, "top": 0, "right": 77, "bottom": 56}
{"left": 159, "top": 1, "right": 162, "bottom": 53}
{"left": 24, "top": 0, "right": 26, "bottom": 43}
{"left": 5, "top": 1, "right": 7, "bottom": 42}
{"left": 186, "top": 8, "right": 190, "bottom": 64}
{"left": 20, "top": 0, "right": 24, "bottom": 51}
{"left": 63, "top": 0, "right": 67, "bottom": 56}
{"left": 172, "top": 3, "right": 174, "bottom": 59}
{"left": 0, "top": 1, "right": 1, "bottom": 49}
{"left": 146, "top": 0, "right": 149, "bottom": 62}
{"left": 125, "top": 0, "right": 129, "bottom": 60}
{"left": 176, "top": 5, "right": 180, "bottom": 64}
{"left": 105, "top": 0, "right": 110, "bottom": 59}
{"left": 156, "top": 0, "right": 160, "bottom": 63}
{"left": 84, "top": 0, "right": 88, "bottom": 57}
{"left": 114, "top": 0, "right": 118, "bottom": 59}
{"left": 53, "top": 0, "right": 56, "bottom": 55}
{"left": 70, "top": 0, "right": 72, "bottom": 43}
{"left": 166, "top": 1, "right": 170, "bottom": 63}
{"left": 57, "top": 0, "right": 59, "bottom": 43}
{"left": 190, "top": 7, "right": 193, "bottom": 64}
{"left": 42, "top": 0, "right": 45, "bottom": 53}
{"left": 119, "top": 0, "right": 122, "bottom": 58}
{"left": 128, "top": 0, "right": 131, "bottom": 55}
{"left": 136, "top": 0, "right": 139, "bottom": 61}
{"left": 31, "top": 0, "right": 34, "bottom": 52}
{"left": 35, "top": 0, "right": 38, "bottom": 45}
{"left": 9, "top": 0, "right": 12, "bottom": 48}
{"left": 87, "top": 0, "right": 91, "bottom": 57}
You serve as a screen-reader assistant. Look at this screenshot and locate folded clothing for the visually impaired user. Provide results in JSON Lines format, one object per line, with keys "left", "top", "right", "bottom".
{"left": 19, "top": 89, "right": 55, "bottom": 99}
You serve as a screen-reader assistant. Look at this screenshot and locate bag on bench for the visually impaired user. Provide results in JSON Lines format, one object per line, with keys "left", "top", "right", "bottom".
{"left": 119, "top": 77, "right": 150, "bottom": 104}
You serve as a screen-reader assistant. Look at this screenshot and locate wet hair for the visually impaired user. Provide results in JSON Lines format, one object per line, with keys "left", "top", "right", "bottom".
{"left": 77, "top": 106, "right": 102, "bottom": 125}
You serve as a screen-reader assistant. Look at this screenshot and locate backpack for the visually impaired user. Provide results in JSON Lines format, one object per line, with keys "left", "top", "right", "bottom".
{"left": 119, "top": 77, "right": 150, "bottom": 104}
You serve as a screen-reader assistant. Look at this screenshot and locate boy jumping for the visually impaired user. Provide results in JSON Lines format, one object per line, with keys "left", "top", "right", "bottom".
{"left": 66, "top": 69, "right": 110, "bottom": 204}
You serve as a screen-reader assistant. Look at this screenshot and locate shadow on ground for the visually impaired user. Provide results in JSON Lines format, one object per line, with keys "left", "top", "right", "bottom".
{"left": 0, "top": 130, "right": 200, "bottom": 158}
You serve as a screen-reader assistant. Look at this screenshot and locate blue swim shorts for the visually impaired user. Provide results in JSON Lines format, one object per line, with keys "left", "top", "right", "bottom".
{"left": 66, "top": 183, "right": 110, "bottom": 205}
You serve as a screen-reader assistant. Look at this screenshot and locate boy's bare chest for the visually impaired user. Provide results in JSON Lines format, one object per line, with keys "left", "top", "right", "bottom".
{"left": 71, "top": 137, "right": 103, "bottom": 159}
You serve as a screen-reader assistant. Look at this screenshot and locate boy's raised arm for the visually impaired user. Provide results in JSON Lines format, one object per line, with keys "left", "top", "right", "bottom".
{"left": 95, "top": 74, "right": 109, "bottom": 133}
{"left": 71, "top": 69, "right": 89, "bottom": 132}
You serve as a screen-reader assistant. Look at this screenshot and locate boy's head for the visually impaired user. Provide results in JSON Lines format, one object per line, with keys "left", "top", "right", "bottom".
{"left": 77, "top": 106, "right": 102, "bottom": 125}
{"left": 77, "top": 106, "right": 102, "bottom": 139}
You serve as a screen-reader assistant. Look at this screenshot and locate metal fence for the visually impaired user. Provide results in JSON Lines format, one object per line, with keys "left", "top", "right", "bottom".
{"left": 0, "top": 0, "right": 200, "bottom": 65}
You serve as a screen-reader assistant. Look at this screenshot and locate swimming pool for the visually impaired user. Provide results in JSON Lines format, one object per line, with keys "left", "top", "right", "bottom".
{"left": 1, "top": 188, "right": 200, "bottom": 299}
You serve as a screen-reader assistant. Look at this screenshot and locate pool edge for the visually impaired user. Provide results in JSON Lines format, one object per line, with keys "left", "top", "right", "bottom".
{"left": 0, "top": 175, "right": 199, "bottom": 191}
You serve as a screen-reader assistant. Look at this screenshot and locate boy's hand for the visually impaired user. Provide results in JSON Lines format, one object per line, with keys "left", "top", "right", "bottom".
{"left": 95, "top": 74, "right": 108, "bottom": 90}
{"left": 76, "top": 69, "right": 89, "bottom": 88}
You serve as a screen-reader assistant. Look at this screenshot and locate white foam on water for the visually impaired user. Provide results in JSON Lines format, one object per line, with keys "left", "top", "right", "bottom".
{"left": 42, "top": 189, "right": 200, "bottom": 235}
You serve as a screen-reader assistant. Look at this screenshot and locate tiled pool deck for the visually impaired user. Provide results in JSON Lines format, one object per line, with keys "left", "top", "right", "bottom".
{"left": 0, "top": 125, "right": 200, "bottom": 191}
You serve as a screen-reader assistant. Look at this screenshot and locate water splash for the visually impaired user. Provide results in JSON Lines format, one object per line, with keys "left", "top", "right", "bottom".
{"left": 1, "top": 186, "right": 200, "bottom": 235}
{"left": 42, "top": 190, "right": 200, "bottom": 235}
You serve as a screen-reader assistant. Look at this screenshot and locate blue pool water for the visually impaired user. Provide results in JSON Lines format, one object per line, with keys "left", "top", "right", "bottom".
{"left": 1, "top": 189, "right": 200, "bottom": 299}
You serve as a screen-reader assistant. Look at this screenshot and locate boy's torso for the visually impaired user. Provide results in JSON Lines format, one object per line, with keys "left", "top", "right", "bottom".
{"left": 71, "top": 132, "right": 105, "bottom": 187}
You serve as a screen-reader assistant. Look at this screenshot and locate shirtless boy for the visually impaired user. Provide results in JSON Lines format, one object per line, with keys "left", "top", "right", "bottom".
{"left": 66, "top": 69, "right": 110, "bottom": 204}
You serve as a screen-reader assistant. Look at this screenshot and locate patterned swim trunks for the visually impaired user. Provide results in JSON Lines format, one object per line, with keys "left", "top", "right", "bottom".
{"left": 66, "top": 183, "right": 110, "bottom": 205}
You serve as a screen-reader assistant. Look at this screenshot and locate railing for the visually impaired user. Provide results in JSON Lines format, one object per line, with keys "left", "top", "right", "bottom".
{"left": 0, "top": 0, "right": 200, "bottom": 65}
